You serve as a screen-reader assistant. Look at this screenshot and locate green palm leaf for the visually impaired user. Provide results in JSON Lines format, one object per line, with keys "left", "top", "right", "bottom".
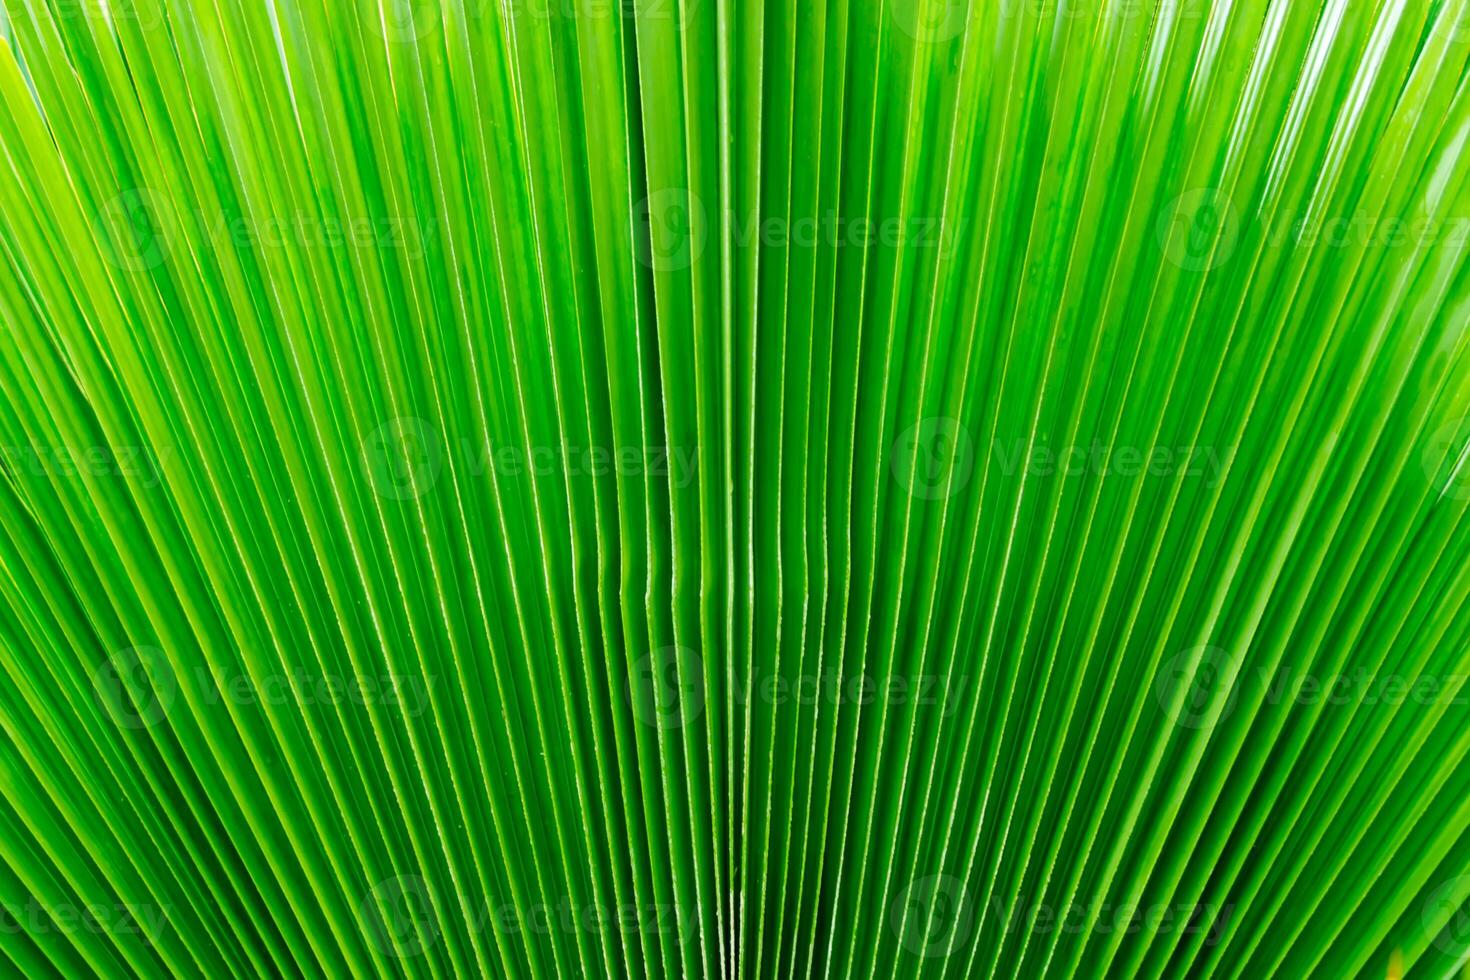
{"left": 0, "top": 0, "right": 1467, "bottom": 977}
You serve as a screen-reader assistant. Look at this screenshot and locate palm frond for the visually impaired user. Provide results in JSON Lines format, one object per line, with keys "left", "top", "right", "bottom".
{"left": 0, "top": 0, "right": 1467, "bottom": 977}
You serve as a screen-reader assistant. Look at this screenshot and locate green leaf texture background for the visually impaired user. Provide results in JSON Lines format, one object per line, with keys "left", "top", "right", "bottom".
{"left": 0, "top": 0, "right": 1468, "bottom": 977}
